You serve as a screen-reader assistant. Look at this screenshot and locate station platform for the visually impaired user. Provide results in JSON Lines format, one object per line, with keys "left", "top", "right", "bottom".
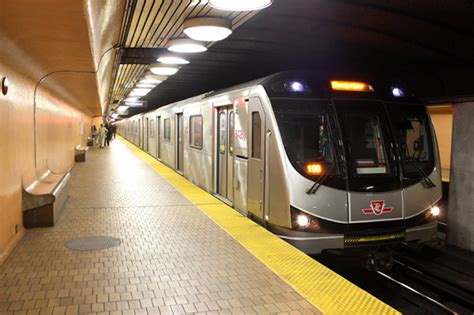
{"left": 0, "top": 138, "right": 397, "bottom": 315}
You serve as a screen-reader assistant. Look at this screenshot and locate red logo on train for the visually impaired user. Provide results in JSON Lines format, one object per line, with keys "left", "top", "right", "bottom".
{"left": 362, "top": 200, "right": 393, "bottom": 215}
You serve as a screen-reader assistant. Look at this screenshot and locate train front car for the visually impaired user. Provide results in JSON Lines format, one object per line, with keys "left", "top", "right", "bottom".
{"left": 260, "top": 72, "right": 442, "bottom": 254}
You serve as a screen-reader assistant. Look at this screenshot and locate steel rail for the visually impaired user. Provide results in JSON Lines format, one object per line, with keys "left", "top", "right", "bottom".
{"left": 376, "top": 270, "right": 459, "bottom": 315}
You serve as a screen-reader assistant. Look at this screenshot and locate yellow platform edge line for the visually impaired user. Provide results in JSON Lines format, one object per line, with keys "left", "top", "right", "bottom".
{"left": 119, "top": 136, "right": 400, "bottom": 315}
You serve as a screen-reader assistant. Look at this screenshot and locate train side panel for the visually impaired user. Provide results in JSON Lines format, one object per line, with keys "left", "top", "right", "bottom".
{"left": 183, "top": 102, "right": 213, "bottom": 192}
{"left": 144, "top": 111, "right": 156, "bottom": 157}
{"left": 160, "top": 110, "right": 175, "bottom": 169}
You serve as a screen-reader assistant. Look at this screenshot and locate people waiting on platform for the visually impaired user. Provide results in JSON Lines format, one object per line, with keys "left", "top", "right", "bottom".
{"left": 91, "top": 125, "right": 98, "bottom": 146}
{"left": 105, "top": 123, "right": 113, "bottom": 147}
{"left": 99, "top": 124, "right": 108, "bottom": 149}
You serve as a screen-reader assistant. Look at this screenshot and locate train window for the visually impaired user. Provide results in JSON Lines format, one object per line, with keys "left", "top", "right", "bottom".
{"left": 338, "top": 104, "right": 391, "bottom": 175}
{"left": 354, "top": 116, "right": 388, "bottom": 174}
{"left": 229, "top": 111, "right": 234, "bottom": 155}
{"left": 388, "top": 103, "right": 434, "bottom": 179}
{"left": 164, "top": 118, "right": 171, "bottom": 141}
{"left": 251, "top": 112, "right": 262, "bottom": 159}
{"left": 150, "top": 119, "right": 155, "bottom": 138}
{"left": 272, "top": 100, "right": 335, "bottom": 174}
{"left": 189, "top": 115, "right": 203, "bottom": 149}
{"left": 335, "top": 100, "right": 401, "bottom": 191}
{"left": 219, "top": 112, "right": 226, "bottom": 154}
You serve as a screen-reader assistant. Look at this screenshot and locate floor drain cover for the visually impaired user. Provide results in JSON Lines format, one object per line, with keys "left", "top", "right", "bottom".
{"left": 65, "top": 236, "right": 121, "bottom": 251}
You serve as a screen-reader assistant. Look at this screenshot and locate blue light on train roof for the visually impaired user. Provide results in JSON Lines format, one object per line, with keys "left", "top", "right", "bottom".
{"left": 392, "top": 87, "right": 404, "bottom": 97}
{"left": 283, "top": 80, "right": 308, "bottom": 93}
{"left": 290, "top": 81, "right": 304, "bottom": 92}
{"left": 270, "top": 78, "right": 311, "bottom": 94}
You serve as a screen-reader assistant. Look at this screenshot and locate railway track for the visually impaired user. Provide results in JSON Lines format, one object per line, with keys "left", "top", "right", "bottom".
{"left": 376, "top": 269, "right": 459, "bottom": 314}
{"left": 316, "top": 243, "right": 474, "bottom": 314}
{"left": 386, "top": 243, "right": 474, "bottom": 314}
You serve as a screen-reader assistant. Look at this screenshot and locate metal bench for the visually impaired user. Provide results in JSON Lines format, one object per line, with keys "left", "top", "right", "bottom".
{"left": 75, "top": 145, "right": 89, "bottom": 162}
{"left": 22, "top": 170, "right": 71, "bottom": 228}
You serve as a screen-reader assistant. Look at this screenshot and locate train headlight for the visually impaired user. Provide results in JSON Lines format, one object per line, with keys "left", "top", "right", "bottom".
{"left": 296, "top": 214, "right": 310, "bottom": 228}
{"left": 430, "top": 206, "right": 440, "bottom": 216}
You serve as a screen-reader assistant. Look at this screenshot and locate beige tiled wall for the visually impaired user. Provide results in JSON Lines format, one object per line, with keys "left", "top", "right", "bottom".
{"left": 0, "top": 61, "right": 91, "bottom": 264}
{"left": 428, "top": 105, "right": 453, "bottom": 180}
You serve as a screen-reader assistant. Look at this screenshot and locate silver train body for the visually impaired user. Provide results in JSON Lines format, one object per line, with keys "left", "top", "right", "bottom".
{"left": 118, "top": 71, "right": 442, "bottom": 254}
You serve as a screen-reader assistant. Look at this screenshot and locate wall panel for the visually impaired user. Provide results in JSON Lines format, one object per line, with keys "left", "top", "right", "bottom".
{"left": 428, "top": 105, "right": 453, "bottom": 181}
{"left": 0, "top": 62, "right": 91, "bottom": 264}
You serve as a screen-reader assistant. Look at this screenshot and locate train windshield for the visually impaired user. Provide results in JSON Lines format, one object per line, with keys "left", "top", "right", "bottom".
{"left": 272, "top": 99, "right": 343, "bottom": 186}
{"left": 387, "top": 103, "right": 435, "bottom": 181}
{"left": 334, "top": 100, "right": 401, "bottom": 192}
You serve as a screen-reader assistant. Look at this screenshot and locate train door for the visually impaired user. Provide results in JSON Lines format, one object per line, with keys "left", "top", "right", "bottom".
{"left": 138, "top": 119, "right": 142, "bottom": 148}
{"left": 142, "top": 118, "right": 146, "bottom": 149}
{"left": 248, "top": 99, "right": 265, "bottom": 220}
{"left": 156, "top": 116, "right": 161, "bottom": 159}
{"left": 227, "top": 110, "right": 234, "bottom": 202}
{"left": 176, "top": 113, "right": 184, "bottom": 172}
{"left": 216, "top": 106, "right": 234, "bottom": 202}
{"left": 145, "top": 118, "right": 149, "bottom": 152}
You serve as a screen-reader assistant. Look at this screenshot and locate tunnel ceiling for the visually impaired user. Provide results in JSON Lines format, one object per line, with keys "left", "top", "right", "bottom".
{"left": 110, "top": 0, "right": 474, "bottom": 116}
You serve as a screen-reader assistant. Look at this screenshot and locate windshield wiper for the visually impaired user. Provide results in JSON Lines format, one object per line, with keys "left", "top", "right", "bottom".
{"left": 408, "top": 159, "right": 436, "bottom": 188}
{"left": 306, "top": 171, "right": 329, "bottom": 194}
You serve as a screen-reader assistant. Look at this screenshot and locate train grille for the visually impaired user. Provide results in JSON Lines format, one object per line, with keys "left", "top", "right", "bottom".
{"left": 344, "top": 232, "right": 405, "bottom": 245}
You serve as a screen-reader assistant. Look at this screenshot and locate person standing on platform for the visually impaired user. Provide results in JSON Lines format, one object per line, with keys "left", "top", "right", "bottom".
{"left": 112, "top": 123, "right": 117, "bottom": 139}
{"left": 91, "top": 125, "right": 98, "bottom": 145}
{"left": 105, "top": 123, "right": 113, "bottom": 146}
{"left": 99, "top": 124, "right": 108, "bottom": 149}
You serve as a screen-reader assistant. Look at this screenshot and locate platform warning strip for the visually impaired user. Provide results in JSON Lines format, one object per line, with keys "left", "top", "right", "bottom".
{"left": 120, "top": 137, "right": 399, "bottom": 315}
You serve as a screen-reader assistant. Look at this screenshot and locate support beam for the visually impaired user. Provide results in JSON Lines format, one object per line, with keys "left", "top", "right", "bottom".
{"left": 447, "top": 102, "right": 474, "bottom": 251}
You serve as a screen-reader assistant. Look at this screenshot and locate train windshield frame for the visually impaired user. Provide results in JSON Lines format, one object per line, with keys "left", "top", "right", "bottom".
{"left": 333, "top": 100, "right": 402, "bottom": 192}
{"left": 271, "top": 98, "right": 346, "bottom": 190}
{"left": 387, "top": 102, "right": 435, "bottom": 185}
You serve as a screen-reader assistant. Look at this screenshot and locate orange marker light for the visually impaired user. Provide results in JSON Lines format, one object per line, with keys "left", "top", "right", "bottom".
{"left": 330, "top": 80, "right": 374, "bottom": 92}
{"left": 306, "top": 163, "right": 322, "bottom": 175}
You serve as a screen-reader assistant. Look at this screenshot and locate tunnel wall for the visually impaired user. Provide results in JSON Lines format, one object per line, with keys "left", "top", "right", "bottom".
{"left": 428, "top": 105, "right": 454, "bottom": 181}
{"left": 0, "top": 61, "right": 91, "bottom": 264}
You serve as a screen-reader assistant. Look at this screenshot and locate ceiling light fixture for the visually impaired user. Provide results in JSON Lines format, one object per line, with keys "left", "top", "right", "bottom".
{"left": 117, "top": 105, "right": 129, "bottom": 112}
{"left": 124, "top": 97, "right": 139, "bottom": 102}
{"left": 140, "top": 73, "right": 167, "bottom": 85}
{"left": 129, "top": 88, "right": 152, "bottom": 96}
{"left": 136, "top": 83, "right": 157, "bottom": 88}
{"left": 157, "top": 55, "right": 190, "bottom": 65}
{"left": 209, "top": 0, "right": 272, "bottom": 11}
{"left": 167, "top": 38, "right": 207, "bottom": 53}
{"left": 149, "top": 64, "right": 179, "bottom": 76}
{"left": 183, "top": 17, "right": 232, "bottom": 41}
{"left": 140, "top": 78, "right": 162, "bottom": 85}
{"left": 144, "top": 72, "right": 169, "bottom": 82}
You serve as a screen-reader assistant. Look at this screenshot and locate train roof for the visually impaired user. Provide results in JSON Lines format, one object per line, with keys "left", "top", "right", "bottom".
{"left": 123, "top": 70, "right": 420, "bottom": 120}
{"left": 130, "top": 72, "right": 282, "bottom": 117}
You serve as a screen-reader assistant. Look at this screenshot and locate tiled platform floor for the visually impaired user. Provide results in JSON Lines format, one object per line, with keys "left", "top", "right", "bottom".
{"left": 0, "top": 140, "right": 319, "bottom": 315}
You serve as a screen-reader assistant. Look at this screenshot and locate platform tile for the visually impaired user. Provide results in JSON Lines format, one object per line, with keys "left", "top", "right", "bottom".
{"left": 0, "top": 141, "right": 319, "bottom": 315}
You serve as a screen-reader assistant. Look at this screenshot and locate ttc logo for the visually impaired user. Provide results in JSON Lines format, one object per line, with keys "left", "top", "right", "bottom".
{"left": 362, "top": 200, "right": 393, "bottom": 215}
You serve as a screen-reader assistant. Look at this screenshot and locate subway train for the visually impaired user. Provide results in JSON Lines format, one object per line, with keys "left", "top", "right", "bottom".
{"left": 117, "top": 71, "right": 442, "bottom": 254}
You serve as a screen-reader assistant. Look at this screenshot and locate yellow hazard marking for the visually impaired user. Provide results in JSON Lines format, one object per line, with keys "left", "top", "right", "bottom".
{"left": 344, "top": 232, "right": 405, "bottom": 244}
{"left": 120, "top": 136, "right": 399, "bottom": 315}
